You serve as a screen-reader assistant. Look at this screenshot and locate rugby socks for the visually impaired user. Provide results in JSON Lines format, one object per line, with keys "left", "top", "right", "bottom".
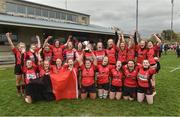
{"left": 152, "top": 86, "right": 157, "bottom": 96}
{"left": 98, "top": 94, "right": 103, "bottom": 99}
{"left": 103, "top": 93, "right": 108, "bottom": 99}
{"left": 16, "top": 85, "right": 21, "bottom": 93}
{"left": 21, "top": 84, "right": 26, "bottom": 96}
{"left": 152, "top": 86, "right": 155, "bottom": 92}
{"left": 16, "top": 85, "right": 21, "bottom": 97}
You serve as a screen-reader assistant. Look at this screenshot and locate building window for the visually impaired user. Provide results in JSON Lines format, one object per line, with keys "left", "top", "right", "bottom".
{"left": 35, "top": 8, "right": 41, "bottom": 16}
{"left": 17, "top": 5, "right": 26, "bottom": 14}
{"left": 42, "top": 9, "right": 48, "bottom": 18}
{"left": 82, "top": 17, "right": 88, "bottom": 24}
{"left": 67, "top": 14, "right": 72, "bottom": 21}
{"left": 82, "top": 17, "right": 87, "bottom": 21}
{"left": 6, "top": 3, "right": 17, "bottom": 13}
{"left": 5, "top": 2, "right": 86, "bottom": 24}
{"left": 67, "top": 14, "right": 77, "bottom": 22}
{"left": 61, "top": 13, "right": 66, "bottom": 20}
{"left": 56, "top": 12, "right": 61, "bottom": 19}
{"left": 49, "top": 11, "right": 56, "bottom": 19}
{"left": 0, "top": 33, "right": 18, "bottom": 45}
{"left": 27, "top": 7, "right": 35, "bottom": 15}
{"left": 72, "top": 15, "right": 77, "bottom": 22}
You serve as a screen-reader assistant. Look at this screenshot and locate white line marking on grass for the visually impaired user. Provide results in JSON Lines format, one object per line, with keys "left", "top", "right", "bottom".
{"left": 0, "top": 79, "right": 15, "bottom": 82}
{"left": 0, "top": 68, "right": 8, "bottom": 71}
{"left": 170, "top": 66, "right": 180, "bottom": 72}
{"left": 164, "top": 67, "right": 176, "bottom": 69}
{"left": 167, "top": 67, "right": 176, "bottom": 69}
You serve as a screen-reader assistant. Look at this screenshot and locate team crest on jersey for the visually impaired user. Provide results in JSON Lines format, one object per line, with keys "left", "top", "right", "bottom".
{"left": 26, "top": 74, "right": 36, "bottom": 79}
{"left": 96, "top": 55, "right": 104, "bottom": 60}
{"left": 66, "top": 53, "right": 74, "bottom": 58}
{"left": 138, "top": 73, "right": 148, "bottom": 81}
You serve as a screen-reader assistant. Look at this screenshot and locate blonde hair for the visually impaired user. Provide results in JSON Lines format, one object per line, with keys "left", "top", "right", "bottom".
{"left": 17, "top": 42, "right": 26, "bottom": 48}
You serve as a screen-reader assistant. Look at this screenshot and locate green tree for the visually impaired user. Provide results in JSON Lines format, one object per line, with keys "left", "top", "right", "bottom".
{"left": 161, "top": 30, "right": 177, "bottom": 40}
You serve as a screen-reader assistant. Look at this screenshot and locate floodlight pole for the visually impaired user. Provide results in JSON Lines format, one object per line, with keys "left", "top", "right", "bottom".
{"left": 171, "top": 0, "right": 174, "bottom": 40}
{"left": 65, "top": 0, "right": 67, "bottom": 10}
{"left": 136, "top": 0, "right": 139, "bottom": 32}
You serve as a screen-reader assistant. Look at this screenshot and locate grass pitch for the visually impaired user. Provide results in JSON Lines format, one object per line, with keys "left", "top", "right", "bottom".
{"left": 0, "top": 52, "right": 179, "bottom": 116}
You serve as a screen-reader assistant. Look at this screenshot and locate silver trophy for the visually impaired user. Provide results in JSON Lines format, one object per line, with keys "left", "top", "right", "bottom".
{"left": 83, "top": 41, "right": 90, "bottom": 52}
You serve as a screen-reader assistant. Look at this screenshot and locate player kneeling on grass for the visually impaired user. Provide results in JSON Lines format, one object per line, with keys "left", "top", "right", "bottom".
{"left": 23, "top": 59, "right": 38, "bottom": 103}
{"left": 24, "top": 60, "right": 55, "bottom": 104}
{"left": 97, "top": 56, "right": 112, "bottom": 99}
{"left": 109, "top": 61, "right": 123, "bottom": 100}
{"left": 137, "top": 60, "right": 157, "bottom": 105}
{"left": 123, "top": 60, "right": 138, "bottom": 101}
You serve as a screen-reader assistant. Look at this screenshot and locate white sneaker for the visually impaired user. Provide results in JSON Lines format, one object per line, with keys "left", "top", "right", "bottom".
{"left": 25, "top": 97, "right": 31, "bottom": 104}
{"left": 153, "top": 91, "right": 157, "bottom": 97}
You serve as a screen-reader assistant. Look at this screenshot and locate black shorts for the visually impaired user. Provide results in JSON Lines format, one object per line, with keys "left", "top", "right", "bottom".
{"left": 123, "top": 86, "right": 137, "bottom": 98}
{"left": 81, "top": 84, "right": 96, "bottom": 94}
{"left": 97, "top": 83, "right": 109, "bottom": 90}
{"left": 110, "top": 85, "right": 122, "bottom": 92}
{"left": 156, "top": 62, "right": 161, "bottom": 73}
{"left": 137, "top": 87, "right": 153, "bottom": 95}
{"left": 14, "top": 64, "right": 23, "bottom": 75}
{"left": 150, "top": 63, "right": 156, "bottom": 66}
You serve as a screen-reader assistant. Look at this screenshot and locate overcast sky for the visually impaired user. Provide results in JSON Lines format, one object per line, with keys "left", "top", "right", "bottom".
{"left": 27, "top": 0, "right": 180, "bottom": 37}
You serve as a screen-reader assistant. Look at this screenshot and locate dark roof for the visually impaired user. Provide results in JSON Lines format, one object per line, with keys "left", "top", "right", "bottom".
{"left": 0, "top": 14, "right": 114, "bottom": 35}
